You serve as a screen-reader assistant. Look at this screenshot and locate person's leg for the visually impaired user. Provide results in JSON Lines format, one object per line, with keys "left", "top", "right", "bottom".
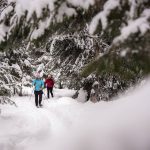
{"left": 35, "top": 91, "right": 38, "bottom": 107}
{"left": 47, "top": 87, "right": 50, "bottom": 98}
{"left": 39, "top": 91, "right": 42, "bottom": 106}
{"left": 50, "top": 87, "right": 54, "bottom": 97}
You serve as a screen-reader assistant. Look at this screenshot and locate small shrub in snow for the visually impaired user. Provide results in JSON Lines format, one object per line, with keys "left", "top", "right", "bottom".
{"left": 0, "top": 96, "right": 17, "bottom": 107}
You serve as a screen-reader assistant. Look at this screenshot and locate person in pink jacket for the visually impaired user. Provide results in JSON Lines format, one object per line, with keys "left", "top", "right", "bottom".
{"left": 45, "top": 75, "right": 54, "bottom": 98}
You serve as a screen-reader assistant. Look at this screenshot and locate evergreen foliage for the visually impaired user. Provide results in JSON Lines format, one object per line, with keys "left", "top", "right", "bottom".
{"left": 0, "top": 0, "right": 149, "bottom": 101}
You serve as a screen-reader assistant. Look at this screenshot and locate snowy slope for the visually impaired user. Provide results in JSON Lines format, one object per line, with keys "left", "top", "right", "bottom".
{"left": 0, "top": 80, "right": 150, "bottom": 150}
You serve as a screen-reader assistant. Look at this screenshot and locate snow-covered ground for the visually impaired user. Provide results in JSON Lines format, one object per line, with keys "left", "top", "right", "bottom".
{"left": 0, "top": 81, "right": 150, "bottom": 150}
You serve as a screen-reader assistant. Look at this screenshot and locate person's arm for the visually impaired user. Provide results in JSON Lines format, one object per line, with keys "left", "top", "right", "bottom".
{"left": 41, "top": 80, "right": 44, "bottom": 89}
{"left": 52, "top": 79, "right": 55, "bottom": 86}
{"left": 32, "top": 80, "right": 35, "bottom": 86}
{"left": 32, "top": 80, "right": 36, "bottom": 90}
{"left": 44, "top": 79, "right": 47, "bottom": 87}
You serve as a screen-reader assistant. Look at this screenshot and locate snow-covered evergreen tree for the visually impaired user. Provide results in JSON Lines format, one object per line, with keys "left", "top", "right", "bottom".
{"left": 0, "top": 0, "right": 149, "bottom": 102}
{"left": 83, "top": 0, "right": 150, "bottom": 101}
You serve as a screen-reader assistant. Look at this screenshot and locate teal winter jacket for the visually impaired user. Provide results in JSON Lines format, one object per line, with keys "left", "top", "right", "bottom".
{"left": 32, "top": 79, "right": 44, "bottom": 91}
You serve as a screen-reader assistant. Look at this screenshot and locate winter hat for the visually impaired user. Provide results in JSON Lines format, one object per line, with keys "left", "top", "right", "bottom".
{"left": 35, "top": 72, "right": 41, "bottom": 79}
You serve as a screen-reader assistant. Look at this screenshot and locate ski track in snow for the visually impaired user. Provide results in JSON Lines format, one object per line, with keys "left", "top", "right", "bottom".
{"left": 0, "top": 83, "right": 150, "bottom": 150}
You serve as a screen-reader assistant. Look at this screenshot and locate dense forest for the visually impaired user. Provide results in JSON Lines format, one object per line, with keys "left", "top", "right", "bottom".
{"left": 0, "top": 0, "right": 150, "bottom": 101}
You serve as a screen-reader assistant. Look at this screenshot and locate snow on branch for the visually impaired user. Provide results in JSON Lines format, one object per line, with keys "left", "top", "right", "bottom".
{"left": 114, "top": 8, "right": 150, "bottom": 43}
{"left": 89, "top": 0, "right": 120, "bottom": 34}
{"left": 0, "top": 96, "right": 17, "bottom": 107}
{"left": 0, "top": 0, "right": 95, "bottom": 43}
{"left": 67, "top": 0, "right": 94, "bottom": 9}
{"left": 89, "top": 0, "right": 150, "bottom": 44}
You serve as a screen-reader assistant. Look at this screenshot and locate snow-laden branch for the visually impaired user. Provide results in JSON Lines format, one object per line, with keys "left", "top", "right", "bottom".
{"left": 114, "top": 8, "right": 150, "bottom": 43}
{"left": 89, "top": 0, "right": 150, "bottom": 44}
{"left": 0, "top": 0, "right": 95, "bottom": 43}
{"left": 89, "top": 0, "right": 120, "bottom": 34}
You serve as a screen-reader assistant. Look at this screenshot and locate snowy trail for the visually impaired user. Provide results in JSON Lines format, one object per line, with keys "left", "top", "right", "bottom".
{"left": 0, "top": 88, "right": 78, "bottom": 150}
{"left": 1, "top": 83, "right": 150, "bottom": 150}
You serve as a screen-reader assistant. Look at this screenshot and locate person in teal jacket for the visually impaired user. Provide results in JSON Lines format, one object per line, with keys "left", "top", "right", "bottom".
{"left": 32, "top": 74, "right": 44, "bottom": 107}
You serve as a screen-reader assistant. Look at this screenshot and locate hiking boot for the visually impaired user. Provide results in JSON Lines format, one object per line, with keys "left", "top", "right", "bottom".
{"left": 39, "top": 104, "right": 43, "bottom": 107}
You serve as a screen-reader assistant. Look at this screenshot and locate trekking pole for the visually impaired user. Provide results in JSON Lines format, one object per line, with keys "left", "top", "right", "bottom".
{"left": 43, "top": 89, "right": 48, "bottom": 101}
{"left": 29, "top": 93, "right": 32, "bottom": 101}
{"left": 29, "top": 88, "right": 34, "bottom": 101}
{"left": 43, "top": 92, "right": 48, "bottom": 100}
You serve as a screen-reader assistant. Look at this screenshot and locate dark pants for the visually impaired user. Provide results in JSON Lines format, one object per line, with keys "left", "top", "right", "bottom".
{"left": 34, "top": 91, "right": 43, "bottom": 106}
{"left": 47, "top": 87, "right": 53, "bottom": 98}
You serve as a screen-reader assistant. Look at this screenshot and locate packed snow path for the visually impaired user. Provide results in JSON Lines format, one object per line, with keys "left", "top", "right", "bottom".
{"left": 1, "top": 83, "right": 150, "bottom": 150}
{"left": 0, "top": 88, "right": 77, "bottom": 150}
